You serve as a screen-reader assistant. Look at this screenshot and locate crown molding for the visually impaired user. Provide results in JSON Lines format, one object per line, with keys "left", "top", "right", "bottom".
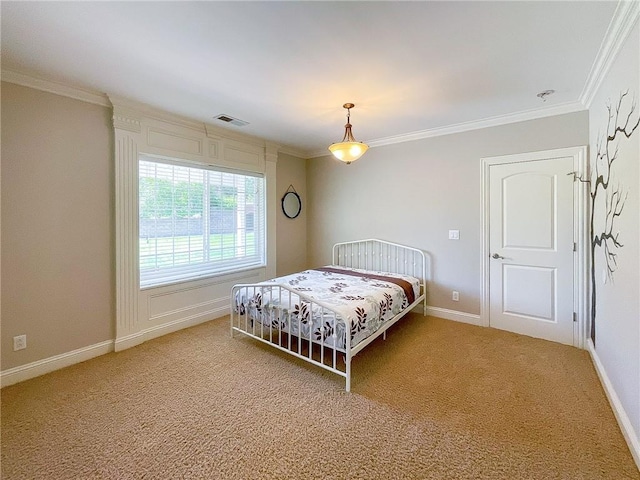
{"left": 110, "top": 94, "right": 206, "bottom": 133}
{"left": 307, "top": 100, "right": 586, "bottom": 158}
{"left": 367, "top": 101, "right": 586, "bottom": 148}
{"left": 1, "top": 69, "right": 308, "bottom": 157}
{"left": 305, "top": 149, "right": 328, "bottom": 160}
{"left": 202, "top": 121, "right": 268, "bottom": 148}
{"left": 1, "top": 68, "right": 111, "bottom": 107}
{"left": 277, "top": 145, "right": 309, "bottom": 159}
{"left": 580, "top": 0, "right": 640, "bottom": 109}
{"left": 112, "top": 108, "right": 142, "bottom": 134}
{"left": 109, "top": 94, "right": 272, "bottom": 148}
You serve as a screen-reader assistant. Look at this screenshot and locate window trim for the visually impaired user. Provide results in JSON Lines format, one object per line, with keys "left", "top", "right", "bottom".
{"left": 112, "top": 97, "right": 278, "bottom": 352}
{"left": 138, "top": 154, "right": 266, "bottom": 289}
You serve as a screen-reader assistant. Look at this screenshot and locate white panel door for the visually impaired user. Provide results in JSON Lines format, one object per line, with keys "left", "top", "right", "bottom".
{"left": 489, "top": 156, "right": 574, "bottom": 345}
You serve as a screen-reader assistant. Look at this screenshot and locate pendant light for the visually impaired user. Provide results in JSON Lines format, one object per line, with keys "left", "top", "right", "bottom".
{"left": 328, "top": 103, "right": 369, "bottom": 164}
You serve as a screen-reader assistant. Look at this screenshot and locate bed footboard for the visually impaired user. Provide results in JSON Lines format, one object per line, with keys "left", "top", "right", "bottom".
{"left": 231, "top": 239, "right": 428, "bottom": 391}
{"left": 231, "top": 284, "right": 354, "bottom": 390}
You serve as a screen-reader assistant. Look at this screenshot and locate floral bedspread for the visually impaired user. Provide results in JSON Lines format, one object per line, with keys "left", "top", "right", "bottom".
{"left": 234, "top": 266, "right": 420, "bottom": 351}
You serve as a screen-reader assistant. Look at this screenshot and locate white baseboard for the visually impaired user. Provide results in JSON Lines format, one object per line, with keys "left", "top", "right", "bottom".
{"left": 1, "top": 340, "right": 114, "bottom": 388}
{"left": 114, "top": 305, "right": 229, "bottom": 352}
{"left": 143, "top": 305, "right": 229, "bottom": 342}
{"left": 423, "top": 305, "right": 484, "bottom": 326}
{"left": 587, "top": 339, "right": 640, "bottom": 470}
{"left": 114, "top": 331, "right": 146, "bottom": 352}
{"left": 3, "top": 306, "right": 231, "bottom": 386}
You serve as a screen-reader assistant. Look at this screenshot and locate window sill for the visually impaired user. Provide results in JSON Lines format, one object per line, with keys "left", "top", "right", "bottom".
{"left": 140, "top": 264, "right": 266, "bottom": 291}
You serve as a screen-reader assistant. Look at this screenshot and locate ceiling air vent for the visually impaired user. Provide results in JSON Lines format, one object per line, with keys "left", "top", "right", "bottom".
{"left": 214, "top": 114, "right": 249, "bottom": 127}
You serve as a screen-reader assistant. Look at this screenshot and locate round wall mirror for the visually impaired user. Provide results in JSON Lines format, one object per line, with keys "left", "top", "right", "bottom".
{"left": 282, "top": 191, "right": 302, "bottom": 219}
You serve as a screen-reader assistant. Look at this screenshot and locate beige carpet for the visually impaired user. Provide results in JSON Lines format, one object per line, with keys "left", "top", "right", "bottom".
{"left": 1, "top": 314, "right": 638, "bottom": 479}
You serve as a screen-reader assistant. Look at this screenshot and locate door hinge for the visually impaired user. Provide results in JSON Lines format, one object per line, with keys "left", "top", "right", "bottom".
{"left": 573, "top": 242, "right": 576, "bottom": 252}
{"left": 573, "top": 312, "right": 577, "bottom": 322}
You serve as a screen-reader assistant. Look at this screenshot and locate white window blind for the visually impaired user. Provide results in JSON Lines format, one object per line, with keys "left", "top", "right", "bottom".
{"left": 139, "top": 155, "right": 265, "bottom": 288}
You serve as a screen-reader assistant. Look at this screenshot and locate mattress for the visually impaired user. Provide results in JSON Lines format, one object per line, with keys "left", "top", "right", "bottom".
{"left": 234, "top": 266, "right": 420, "bottom": 350}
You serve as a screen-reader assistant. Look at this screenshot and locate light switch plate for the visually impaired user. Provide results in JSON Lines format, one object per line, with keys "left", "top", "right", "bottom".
{"left": 448, "top": 230, "right": 460, "bottom": 240}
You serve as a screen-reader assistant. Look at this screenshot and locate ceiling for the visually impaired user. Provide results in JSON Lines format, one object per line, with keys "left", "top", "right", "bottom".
{"left": 1, "top": 1, "right": 617, "bottom": 157}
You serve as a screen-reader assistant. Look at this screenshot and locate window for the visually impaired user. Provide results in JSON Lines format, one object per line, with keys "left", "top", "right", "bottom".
{"left": 139, "top": 155, "right": 265, "bottom": 288}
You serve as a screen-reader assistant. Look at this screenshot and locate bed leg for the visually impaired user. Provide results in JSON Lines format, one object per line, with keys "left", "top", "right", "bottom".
{"left": 345, "top": 358, "right": 351, "bottom": 393}
{"left": 383, "top": 330, "right": 387, "bottom": 341}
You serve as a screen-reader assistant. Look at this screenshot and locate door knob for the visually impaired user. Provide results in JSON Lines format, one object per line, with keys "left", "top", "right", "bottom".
{"left": 491, "top": 253, "right": 505, "bottom": 259}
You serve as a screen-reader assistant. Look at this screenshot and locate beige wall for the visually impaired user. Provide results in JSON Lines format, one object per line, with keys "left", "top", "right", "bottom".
{"left": 276, "top": 152, "right": 308, "bottom": 276}
{"left": 0, "top": 84, "right": 587, "bottom": 368}
{"left": 1, "top": 82, "right": 309, "bottom": 372}
{"left": 1, "top": 82, "right": 114, "bottom": 370}
{"left": 307, "top": 111, "right": 589, "bottom": 315}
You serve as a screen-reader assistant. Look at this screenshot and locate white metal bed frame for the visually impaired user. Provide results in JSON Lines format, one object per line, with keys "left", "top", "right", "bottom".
{"left": 230, "top": 239, "right": 427, "bottom": 392}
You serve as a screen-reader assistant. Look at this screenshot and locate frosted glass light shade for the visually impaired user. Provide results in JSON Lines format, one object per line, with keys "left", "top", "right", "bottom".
{"left": 328, "top": 141, "right": 369, "bottom": 164}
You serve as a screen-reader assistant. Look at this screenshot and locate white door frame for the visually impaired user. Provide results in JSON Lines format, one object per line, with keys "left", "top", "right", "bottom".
{"left": 480, "top": 146, "right": 589, "bottom": 349}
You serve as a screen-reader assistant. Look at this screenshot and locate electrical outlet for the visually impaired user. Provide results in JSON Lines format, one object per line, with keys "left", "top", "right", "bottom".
{"left": 13, "top": 335, "right": 27, "bottom": 351}
{"left": 452, "top": 291, "right": 459, "bottom": 301}
{"left": 448, "top": 230, "right": 460, "bottom": 240}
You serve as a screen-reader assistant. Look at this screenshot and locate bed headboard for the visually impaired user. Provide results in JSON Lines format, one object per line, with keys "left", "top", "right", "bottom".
{"left": 332, "top": 239, "right": 427, "bottom": 291}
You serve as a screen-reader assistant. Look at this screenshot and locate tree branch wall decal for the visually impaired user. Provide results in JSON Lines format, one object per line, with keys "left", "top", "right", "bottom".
{"left": 590, "top": 90, "right": 639, "bottom": 344}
